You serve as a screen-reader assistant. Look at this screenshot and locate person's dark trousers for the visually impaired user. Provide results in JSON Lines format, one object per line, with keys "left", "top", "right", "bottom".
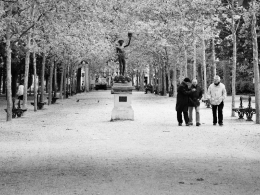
{"left": 177, "top": 111, "right": 189, "bottom": 124}
{"left": 211, "top": 101, "right": 224, "bottom": 124}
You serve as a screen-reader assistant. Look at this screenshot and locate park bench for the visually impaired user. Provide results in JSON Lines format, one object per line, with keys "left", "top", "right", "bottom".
{"left": 5, "top": 108, "right": 27, "bottom": 118}
{"left": 232, "top": 95, "right": 256, "bottom": 121}
{"left": 71, "top": 91, "right": 77, "bottom": 96}
{"left": 62, "top": 91, "right": 70, "bottom": 98}
{"left": 31, "top": 102, "right": 46, "bottom": 109}
{"left": 4, "top": 98, "right": 27, "bottom": 118}
{"left": 169, "top": 85, "right": 173, "bottom": 97}
{"left": 47, "top": 96, "right": 59, "bottom": 104}
{"left": 4, "top": 108, "right": 27, "bottom": 118}
{"left": 145, "top": 85, "right": 153, "bottom": 94}
{"left": 202, "top": 98, "right": 211, "bottom": 108}
{"left": 31, "top": 94, "right": 46, "bottom": 109}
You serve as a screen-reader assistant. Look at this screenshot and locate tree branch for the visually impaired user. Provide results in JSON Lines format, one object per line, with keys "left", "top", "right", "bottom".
{"left": 19, "top": 13, "right": 44, "bottom": 39}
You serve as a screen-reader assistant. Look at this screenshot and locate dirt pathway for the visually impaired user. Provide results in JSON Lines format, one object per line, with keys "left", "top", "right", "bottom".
{"left": 0, "top": 91, "right": 260, "bottom": 195}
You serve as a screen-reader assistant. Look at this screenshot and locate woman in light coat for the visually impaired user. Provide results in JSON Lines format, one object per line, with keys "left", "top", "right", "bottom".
{"left": 208, "top": 75, "right": 227, "bottom": 126}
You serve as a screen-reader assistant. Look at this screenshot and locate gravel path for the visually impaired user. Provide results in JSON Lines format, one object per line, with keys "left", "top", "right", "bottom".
{"left": 0, "top": 91, "right": 259, "bottom": 195}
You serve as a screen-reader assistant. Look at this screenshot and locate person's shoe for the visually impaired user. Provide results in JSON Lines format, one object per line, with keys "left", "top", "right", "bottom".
{"left": 189, "top": 122, "right": 193, "bottom": 126}
{"left": 186, "top": 123, "right": 190, "bottom": 126}
{"left": 196, "top": 122, "right": 201, "bottom": 126}
{"left": 178, "top": 123, "right": 182, "bottom": 126}
{"left": 219, "top": 123, "right": 223, "bottom": 126}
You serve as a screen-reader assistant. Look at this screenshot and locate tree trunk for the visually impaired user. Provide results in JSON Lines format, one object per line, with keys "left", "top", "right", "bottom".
{"left": 163, "top": 64, "right": 167, "bottom": 96}
{"left": 153, "top": 68, "right": 156, "bottom": 89}
{"left": 59, "top": 64, "right": 65, "bottom": 99}
{"left": 23, "top": 5, "right": 34, "bottom": 110}
{"left": 193, "top": 36, "right": 197, "bottom": 79}
{"left": 77, "top": 68, "right": 81, "bottom": 93}
{"left": 0, "top": 68, "right": 2, "bottom": 94}
{"left": 69, "top": 65, "right": 72, "bottom": 95}
{"left": 11, "top": 71, "right": 18, "bottom": 100}
{"left": 40, "top": 52, "right": 46, "bottom": 102}
{"left": 131, "top": 73, "right": 134, "bottom": 86}
{"left": 140, "top": 70, "right": 144, "bottom": 91}
{"left": 197, "top": 63, "right": 203, "bottom": 88}
{"left": 46, "top": 76, "right": 49, "bottom": 94}
{"left": 64, "top": 64, "right": 67, "bottom": 97}
{"left": 173, "top": 55, "right": 178, "bottom": 97}
{"left": 85, "top": 63, "right": 89, "bottom": 92}
{"left": 54, "top": 60, "right": 57, "bottom": 97}
{"left": 165, "top": 48, "right": 171, "bottom": 92}
{"left": 149, "top": 63, "right": 152, "bottom": 85}
{"left": 67, "top": 65, "right": 70, "bottom": 95}
{"left": 33, "top": 50, "right": 37, "bottom": 111}
{"left": 223, "top": 60, "right": 232, "bottom": 95}
{"left": 72, "top": 69, "right": 76, "bottom": 94}
{"left": 158, "top": 64, "right": 162, "bottom": 93}
{"left": 23, "top": 34, "right": 31, "bottom": 110}
{"left": 252, "top": 0, "right": 260, "bottom": 124}
{"left": 136, "top": 70, "right": 139, "bottom": 88}
{"left": 48, "top": 59, "right": 54, "bottom": 105}
{"left": 6, "top": 25, "right": 12, "bottom": 121}
{"left": 179, "top": 60, "right": 183, "bottom": 84}
{"left": 3, "top": 68, "right": 6, "bottom": 94}
{"left": 212, "top": 37, "right": 216, "bottom": 77}
{"left": 184, "top": 42, "right": 188, "bottom": 78}
{"left": 167, "top": 67, "right": 171, "bottom": 93}
{"left": 202, "top": 29, "right": 207, "bottom": 99}
{"left": 231, "top": 1, "right": 237, "bottom": 117}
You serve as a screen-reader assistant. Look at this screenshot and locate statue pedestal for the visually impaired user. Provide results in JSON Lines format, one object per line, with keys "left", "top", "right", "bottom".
{"left": 111, "top": 82, "right": 134, "bottom": 121}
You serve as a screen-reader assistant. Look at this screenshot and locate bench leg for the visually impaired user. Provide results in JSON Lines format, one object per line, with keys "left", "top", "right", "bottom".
{"left": 204, "top": 100, "right": 211, "bottom": 108}
{"left": 237, "top": 111, "right": 245, "bottom": 119}
{"left": 245, "top": 111, "right": 254, "bottom": 121}
{"left": 12, "top": 112, "right": 16, "bottom": 118}
{"left": 16, "top": 111, "right": 23, "bottom": 117}
{"left": 38, "top": 104, "right": 43, "bottom": 110}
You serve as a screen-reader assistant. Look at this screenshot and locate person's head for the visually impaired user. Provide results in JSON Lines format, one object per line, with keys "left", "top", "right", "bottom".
{"left": 183, "top": 77, "right": 191, "bottom": 84}
{"left": 213, "top": 75, "right": 221, "bottom": 86}
{"left": 192, "top": 79, "right": 198, "bottom": 86}
{"left": 118, "top": 40, "right": 124, "bottom": 46}
{"left": 183, "top": 78, "right": 191, "bottom": 88}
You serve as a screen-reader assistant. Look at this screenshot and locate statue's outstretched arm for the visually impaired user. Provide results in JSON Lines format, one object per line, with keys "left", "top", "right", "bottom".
{"left": 124, "top": 36, "right": 132, "bottom": 48}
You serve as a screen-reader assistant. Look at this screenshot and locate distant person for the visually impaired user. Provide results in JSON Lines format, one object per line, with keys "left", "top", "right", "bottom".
{"left": 81, "top": 82, "right": 85, "bottom": 92}
{"left": 208, "top": 75, "right": 227, "bottom": 126}
{"left": 176, "top": 78, "right": 196, "bottom": 126}
{"left": 188, "top": 79, "right": 203, "bottom": 126}
{"left": 16, "top": 81, "right": 24, "bottom": 108}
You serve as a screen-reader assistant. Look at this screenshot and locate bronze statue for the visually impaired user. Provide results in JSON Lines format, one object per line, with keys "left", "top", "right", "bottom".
{"left": 116, "top": 32, "right": 132, "bottom": 76}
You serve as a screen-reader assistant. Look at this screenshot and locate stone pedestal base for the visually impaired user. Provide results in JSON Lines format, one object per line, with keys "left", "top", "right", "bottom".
{"left": 111, "top": 82, "right": 134, "bottom": 121}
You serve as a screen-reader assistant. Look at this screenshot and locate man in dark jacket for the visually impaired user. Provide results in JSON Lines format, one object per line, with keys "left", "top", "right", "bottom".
{"left": 188, "top": 79, "right": 203, "bottom": 126}
{"left": 176, "top": 78, "right": 196, "bottom": 126}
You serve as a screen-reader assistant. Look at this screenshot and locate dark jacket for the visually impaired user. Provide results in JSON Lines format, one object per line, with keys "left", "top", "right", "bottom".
{"left": 188, "top": 85, "right": 203, "bottom": 107}
{"left": 176, "top": 81, "right": 194, "bottom": 112}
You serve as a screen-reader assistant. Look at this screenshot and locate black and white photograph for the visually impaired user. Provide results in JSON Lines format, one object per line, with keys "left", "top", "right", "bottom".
{"left": 0, "top": 0, "right": 260, "bottom": 194}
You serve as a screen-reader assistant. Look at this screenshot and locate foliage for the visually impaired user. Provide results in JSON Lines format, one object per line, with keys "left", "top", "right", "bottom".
{"left": 113, "top": 75, "right": 131, "bottom": 83}
{"left": 0, "top": 0, "right": 259, "bottom": 94}
{"left": 236, "top": 80, "right": 255, "bottom": 94}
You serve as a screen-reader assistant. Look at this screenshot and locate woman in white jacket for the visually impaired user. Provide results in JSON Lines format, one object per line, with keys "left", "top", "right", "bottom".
{"left": 208, "top": 75, "right": 227, "bottom": 126}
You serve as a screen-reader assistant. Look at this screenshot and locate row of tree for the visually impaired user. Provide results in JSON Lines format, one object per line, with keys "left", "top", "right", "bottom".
{"left": 0, "top": 0, "right": 259, "bottom": 123}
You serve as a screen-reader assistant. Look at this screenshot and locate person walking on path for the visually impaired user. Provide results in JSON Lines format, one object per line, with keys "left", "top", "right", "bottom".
{"left": 188, "top": 79, "right": 203, "bottom": 126}
{"left": 17, "top": 81, "right": 24, "bottom": 108}
{"left": 176, "top": 78, "right": 196, "bottom": 126}
{"left": 208, "top": 75, "right": 227, "bottom": 126}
